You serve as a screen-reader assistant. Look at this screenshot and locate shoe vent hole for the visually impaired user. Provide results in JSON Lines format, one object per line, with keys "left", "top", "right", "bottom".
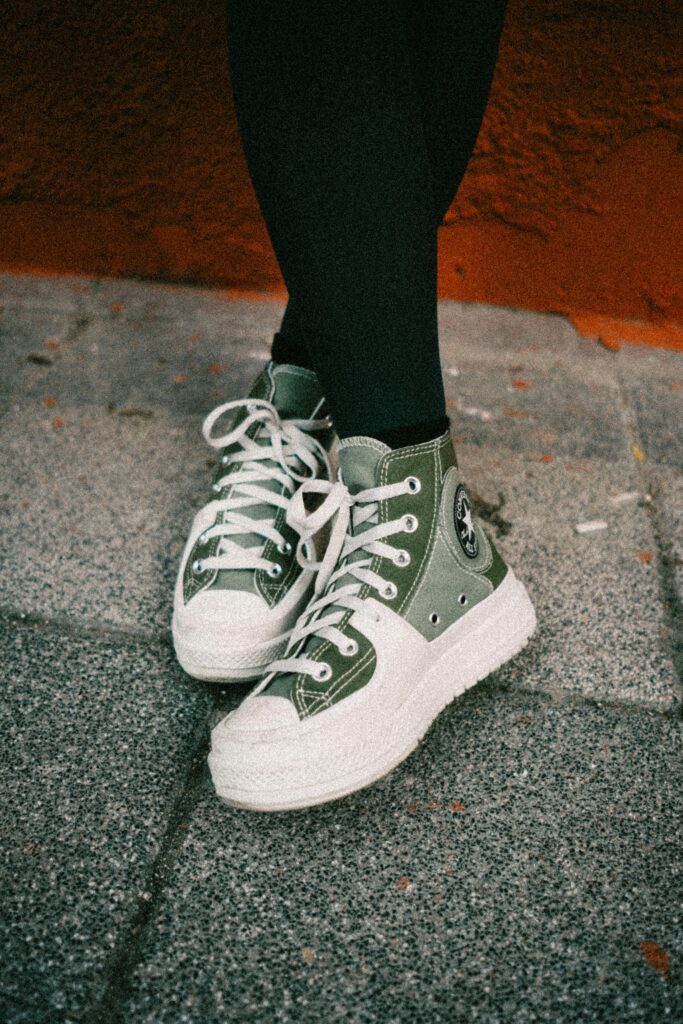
{"left": 429, "top": 612, "right": 440, "bottom": 625}
{"left": 458, "top": 593, "right": 468, "bottom": 606}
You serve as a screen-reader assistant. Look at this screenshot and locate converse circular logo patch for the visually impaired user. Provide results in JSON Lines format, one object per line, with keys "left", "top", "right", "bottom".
{"left": 453, "top": 484, "right": 478, "bottom": 559}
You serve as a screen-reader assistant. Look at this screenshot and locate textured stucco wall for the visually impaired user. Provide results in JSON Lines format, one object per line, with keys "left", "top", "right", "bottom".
{"left": 1, "top": 0, "right": 681, "bottom": 345}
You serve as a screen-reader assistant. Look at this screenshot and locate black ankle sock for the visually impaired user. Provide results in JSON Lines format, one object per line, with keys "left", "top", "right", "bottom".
{"left": 369, "top": 415, "right": 451, "bottom": 450}
{"left": 271, "top": 331, "right": 314, "bottom": 371}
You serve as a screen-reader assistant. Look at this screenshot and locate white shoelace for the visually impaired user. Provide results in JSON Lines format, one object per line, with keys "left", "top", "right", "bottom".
{"left": 262, "top": 472, "right": 418, "bottom": 683}
{"left": 192, "top": 398, "right": 332, "bottom": 576}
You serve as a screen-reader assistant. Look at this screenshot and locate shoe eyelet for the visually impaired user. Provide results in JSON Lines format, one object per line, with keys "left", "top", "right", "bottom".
{"left": 191, "top": 559, "right": 204, "bottom": 575}
{"left": 212, "top": 482, "right": 222, "bottom": 494}
{"left": 277, "top": 540, "right": 292, "bottom": 555}
{"left": 315, "top": 662, "right": 332, "bottom": 681}
{"left": 341, "top": 639, "right": 359, "bottom": 657}
{"left": 429, "top": 612, "right": 440, "bottom": 625}
{"left": 382, "top": 582, "right": 398, "bottom": 600}
{"left": 268, "top": 563, "right": 283, "bottom": 578}
{"left": 458, "top": 593, "right": 468, "bottom": 606}
{"left": 198, "top": 531, "right": 210, "bottom": 546}
{"left": 406, "top": 475, "right": 421, "bottom": 494}
{"left": 220, "top": 454, "right": 230, "bottom": 466}
{"left": 403, "top": 514, "right": 419, "bottom": 533}
{"left": 395, "top": 549, "right": 411, "bottom": 567}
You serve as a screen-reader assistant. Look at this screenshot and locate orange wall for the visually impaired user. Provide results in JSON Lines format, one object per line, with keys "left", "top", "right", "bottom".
{"left": 1, "top": 1, "right": 682, "bottom": 348}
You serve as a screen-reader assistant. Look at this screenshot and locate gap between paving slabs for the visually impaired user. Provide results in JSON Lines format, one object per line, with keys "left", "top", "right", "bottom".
{"left": 613, "top": 360, "right": 683, "bottom": 702}
{"left": 85, "top": 718, "right": 213, "bottom": 1024}
{"left": 82, "top": 682, "right": 248, "bottom": 1024}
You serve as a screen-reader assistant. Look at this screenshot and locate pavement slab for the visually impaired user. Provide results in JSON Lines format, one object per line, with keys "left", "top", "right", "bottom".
{"left": 443, "top": 360, "right": 628, "bottom": 461}
{"left": 1, "top": 273, "right": 87, "bottom": 315}
{"left": 438, "top": 300, "right": 620, "bottom": 368}
{"left": 76, "top": 316, "right": 269, "bottom": 415}
{"left": 0, "top": 615, "right": 210, "bottom": 1024}
{"left": 0, "top": 291, "right": 273, "bottom": 414}
{"left": 0, "top": 402, "right": 205, "bottom": 635}
{"left": 1, "top": 272, "right": 279, "bottom": 332}
{"left": 456, "top": 444, "right": 681, "bottom": 710}
{"left": 118, "top": 687, "right": 683, "bottom": 1024}
{"left": 0, "top": 308, "right": 87, "bottom": 403}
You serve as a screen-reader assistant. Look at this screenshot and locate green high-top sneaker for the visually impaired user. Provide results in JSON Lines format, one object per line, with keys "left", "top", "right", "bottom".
{"left": 209, "top": 430, "right": 536, "bottom": 810}
{"left": 172, "top": 361, "right": 334, "bottom": 682}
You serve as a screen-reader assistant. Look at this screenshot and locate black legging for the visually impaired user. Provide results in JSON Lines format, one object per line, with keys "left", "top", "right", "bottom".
{"left": 226, "top": 1, "right": 508, "bottom": 443}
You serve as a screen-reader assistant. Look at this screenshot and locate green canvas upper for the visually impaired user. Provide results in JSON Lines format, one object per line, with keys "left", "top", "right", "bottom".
{"left": 264, "top": 430, "right": 508, "bottom": 717}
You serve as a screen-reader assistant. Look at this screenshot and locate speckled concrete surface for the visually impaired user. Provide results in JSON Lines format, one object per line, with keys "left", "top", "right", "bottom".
{"left": 0, "top": 274, "right": 681, "bottom": 1023}
{"left": 444, "top": 362, "right": 627, "bottom": 461}
{"left": 0, "top": 273, "right": 277, "bottom": 413}
{"left": 0, "top": 404, "right": 204, "bottom": 633}
{"left": 437, "top": 300, "right": 615, "bottom": 365}
{"left": 618, "top": 345, "right": 683, "bottom": 472}
{"left": 0, "top": 308, "right": 83, "bottom": 402}
{"left": 0, "top": 615, "right": 210, "bottom": 1023}
{"left": 649, "top": 468, "right": 683, "bottom": 681}
{"left": 119, "top": 687, "right": 683, "bottom": 1024}
{"left": 456, "top": 446, "right": 679, "bottom": 710}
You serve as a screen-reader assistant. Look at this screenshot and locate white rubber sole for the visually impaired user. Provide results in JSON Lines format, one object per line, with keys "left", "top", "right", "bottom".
{"left": 210, "top": 570, "right": 537, "bottom": 810}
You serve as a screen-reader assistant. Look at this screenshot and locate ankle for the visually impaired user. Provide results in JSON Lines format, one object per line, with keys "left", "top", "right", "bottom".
{"left": 271, "top": 331, "right": 314, "bottom": 371}
{"left": 365, "top": 415, "right": 450, "bottom": 451}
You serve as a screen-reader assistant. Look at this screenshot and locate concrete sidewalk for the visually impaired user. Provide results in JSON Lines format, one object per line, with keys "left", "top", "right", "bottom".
{"left": 1, "top": 273, "right": 681, "bottom": 1023}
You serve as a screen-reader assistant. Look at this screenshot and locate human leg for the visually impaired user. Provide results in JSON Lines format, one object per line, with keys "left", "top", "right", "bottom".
{"left": 225, "top": 0, "right": 446, "bottom": 442}
{"left": 259, "top": 1, "right": 508, "bottom": 382}
{"left": 401, "top": 0, "right": 508, "bottom": 226}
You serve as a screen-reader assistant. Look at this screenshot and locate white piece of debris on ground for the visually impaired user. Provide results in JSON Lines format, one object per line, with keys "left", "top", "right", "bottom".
{"left": 460, "top": 405, "right": 495, "bottom": 422}
{"left": 574, "top": 520, "right": 609, "bottom": 535}
{"left": 608, "top": 491, "right": 640, "bottom": 506}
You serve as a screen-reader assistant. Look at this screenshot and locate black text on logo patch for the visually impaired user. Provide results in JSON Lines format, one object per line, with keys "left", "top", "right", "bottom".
{"left": 453, "top": 484, "right": 478, "bottom": 559}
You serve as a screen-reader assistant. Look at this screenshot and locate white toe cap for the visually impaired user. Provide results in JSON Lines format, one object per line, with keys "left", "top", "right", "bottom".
{"left": 214, "top": 695, "right": 300, "bottom": 739}
{"left": 177, "top": 589, "right": 269, "bottom": 630}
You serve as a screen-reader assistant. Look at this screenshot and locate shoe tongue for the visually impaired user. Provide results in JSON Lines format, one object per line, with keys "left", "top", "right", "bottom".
{"left": 268, "top": 362, "right": 325, "bottom": 419}
{"left": 338, "top": 437, "right": 390, "bottom": 494}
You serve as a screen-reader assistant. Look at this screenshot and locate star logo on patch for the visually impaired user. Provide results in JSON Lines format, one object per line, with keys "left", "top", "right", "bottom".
{"left": 461, "top": 505, "right": 474, "bottom": 541}
{"left": 453, "top": 484, "right": 479, "bottom": 559}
